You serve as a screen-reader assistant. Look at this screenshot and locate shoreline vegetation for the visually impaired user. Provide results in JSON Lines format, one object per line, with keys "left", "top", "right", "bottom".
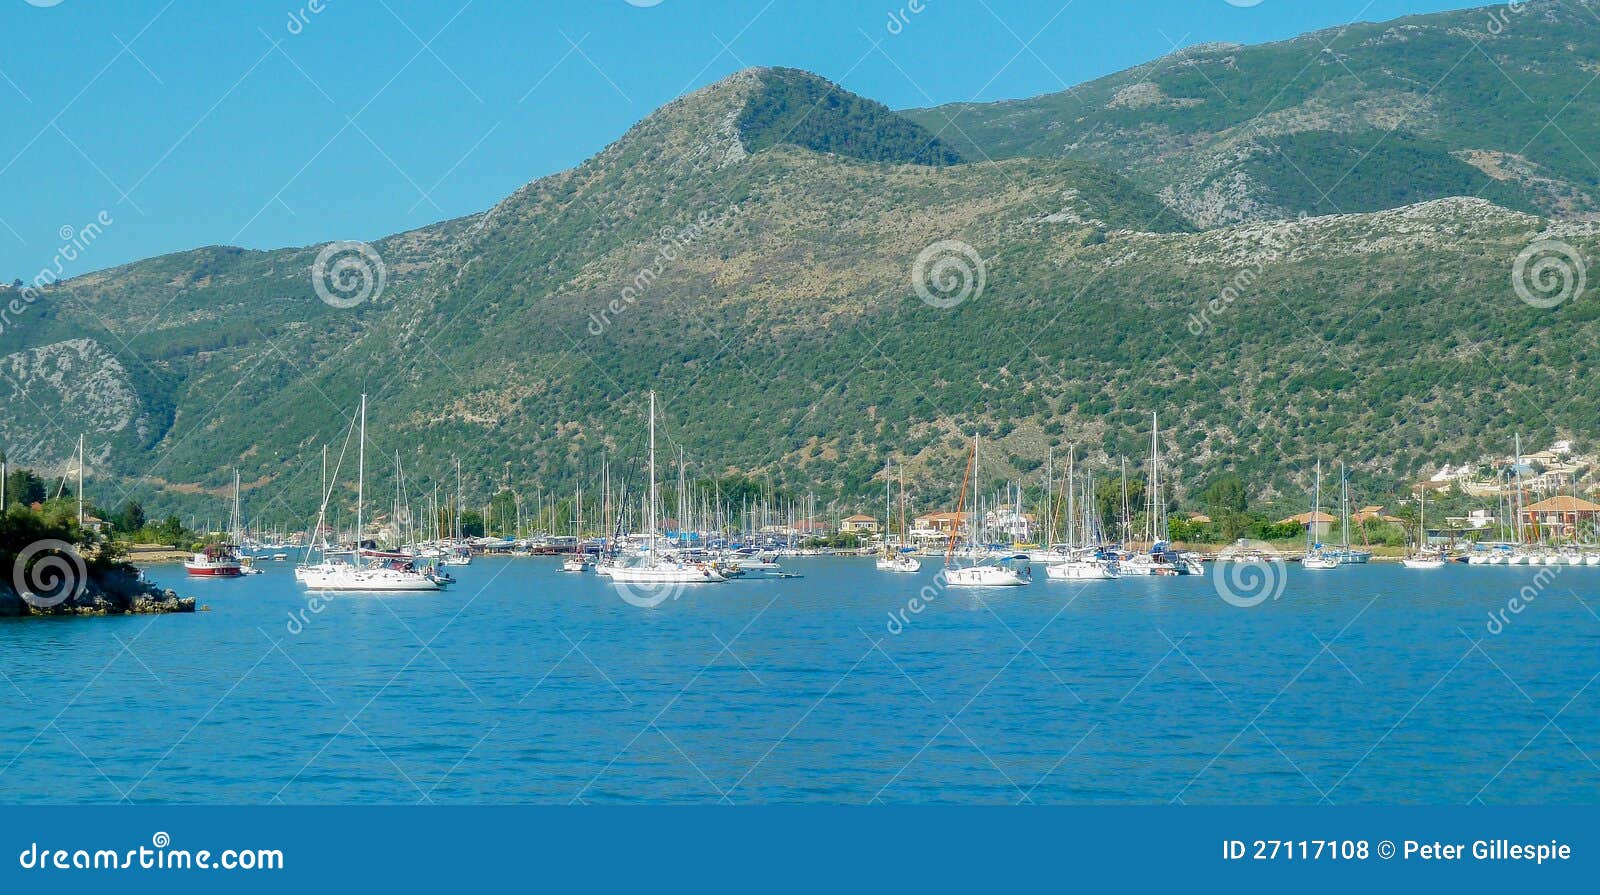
{"left": 2, "top": 471, "right": 196, "bottom": 617}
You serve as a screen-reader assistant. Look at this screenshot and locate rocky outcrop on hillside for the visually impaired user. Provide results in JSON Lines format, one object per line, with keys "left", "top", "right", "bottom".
{"left": 0, "top": 338, "right": 143, "bottom": 467}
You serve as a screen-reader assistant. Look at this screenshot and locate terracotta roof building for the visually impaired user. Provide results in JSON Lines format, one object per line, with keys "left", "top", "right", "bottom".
{"left": 1276, "top": 511, "right": 1337, "bottom": 538}
{"left": 840, "top": 514, "right": 881, "bottom": 533}
{"left": 1522, "top": 495, "right": 1600, "bottom": 539}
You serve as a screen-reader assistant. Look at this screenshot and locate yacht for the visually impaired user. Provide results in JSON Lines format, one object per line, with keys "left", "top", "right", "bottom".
{"left": 1117, "top": 414, "right": 1204, "bottom": 577}
{"left": 1402, "top": 481, "right": 1446, "bottom": 570}
{"left": 184, "top": 544, "right": 243, "bottom": 577}
{"left": 874, "top": 465, "right": 920, "bottom": 573}
{"left": 724, "top": 547, "right": 783, "bottom": 571}
{"left": 295, "top": 395, "right": 440, "bottom": 593}
{"left": 1301, "top": 460, "right": 1341, "bottom": 571}
{"left": 942, "top": 435, "right": 1030, "bottom": 588}
{"left": 946, "top": 563, "right": 1029, "bottom": 587}
{"left": 1120, "top": 545, "right": 1205, "bottom": 576}
{"left": 299, "top": 560, "right": 444, "bottom": 591}
{"left": 1302, "top": 553, "right": 1342, "bottom": 571}
{"left": 185, "top": 471, "right": 248, "bottom": 577}
{"left": 607, "top": 392, "right": 728, "bottom": 588}
{"left": 1041, "top": 451, "right": 1119, "bottom": 580}
{"left": 876, "top": 550, "right": 922, "bottom": 573}
{"left": 1044, "top": 549, "right": 1119, "bottom": 580}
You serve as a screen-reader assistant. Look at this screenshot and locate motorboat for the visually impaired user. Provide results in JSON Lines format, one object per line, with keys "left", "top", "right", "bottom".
{"left": 184, "top": 544, "right": 243, "bottom": 577}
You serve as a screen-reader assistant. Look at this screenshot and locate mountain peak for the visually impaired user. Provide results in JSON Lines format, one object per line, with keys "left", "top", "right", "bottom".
{"left": 736, "top": 67, "right": 963, "bottom": 166}
{"left": 606, "top": 66, "right": 962, "bottom": 176}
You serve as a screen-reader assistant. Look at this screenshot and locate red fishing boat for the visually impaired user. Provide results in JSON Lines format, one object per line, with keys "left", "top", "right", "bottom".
{"left": 183, "top": 544, "right": 243, "bottom": 577}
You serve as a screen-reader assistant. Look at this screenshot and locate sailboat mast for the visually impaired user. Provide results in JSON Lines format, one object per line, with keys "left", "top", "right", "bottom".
{"left": 1044, "top": 446, "right": 1053, "bottom": 547}
{"left": 1340, "top": 461, "right": 1349, "bottom": 547}
{"left": 946, "top": 437, "right": 976, "bottom": 567}
{"left": 1120, "top": 456, "right": 1129, "bottom": 544}
{"left": 356, "top": 394, "right": 366, "bottom": 548}
{"left": 884, "top": 464, "right": 891, "bottom": 552}
{"left": 1311, "top": 458, "right": 1321, "bottom": 552}
{"left": 1419, "top": 483, "right": 1426, "bottom": 552}
{"left": 648, "top": 391, "right": 658, "bottom": 560}
{"left": 1513, "top": 433, "right": 1525, "bottom": 545}
{"left": 972, "top": 435, "right": 980, "bottom": 551}
{"left": 1067, "top": 447, "right": 1077, "bottom": 547}
{"left": 899, "top": 465, "right": 908, "bottom": 548}
{"left": 1147, "top": 414, "right": 1159, "bottom": 543}
{"left": 76, "top": 433, "right": 84, "bottom": 527}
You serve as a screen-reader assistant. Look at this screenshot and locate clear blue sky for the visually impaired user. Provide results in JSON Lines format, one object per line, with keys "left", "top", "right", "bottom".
{"left": 1, "top": 0, "right": 1489, "bottom": 279}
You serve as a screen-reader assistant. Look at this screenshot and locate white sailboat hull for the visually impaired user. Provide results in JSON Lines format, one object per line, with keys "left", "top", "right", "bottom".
{"left": 1044, "top": 560, "right": 1117, "bottom": 580}
{"left": 298, "top": 565, "right": 440, "bottom": 591}
{"left": 944, "top": 565, "right": 1029, "bottom": 587}
{"left": 876, "top": 555, "right": 922, "bottom": 573}
{"left": 608, "top": 562, "right": 726, "bottom": 584}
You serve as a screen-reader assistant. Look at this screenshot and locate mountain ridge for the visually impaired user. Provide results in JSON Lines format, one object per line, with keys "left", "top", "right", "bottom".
{"left": 904, "top": 0, "right": 1600, "bottom": 226}
{"left": 3, "top": 19, "right": 1597, "bottom": 525}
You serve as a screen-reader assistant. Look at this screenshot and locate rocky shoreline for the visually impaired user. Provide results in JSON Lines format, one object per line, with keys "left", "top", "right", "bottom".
{"left": 1, "top": 565, "right": 196, "bottom": 618}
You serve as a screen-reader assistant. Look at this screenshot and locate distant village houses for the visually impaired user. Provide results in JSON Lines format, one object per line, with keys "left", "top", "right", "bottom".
{"left": 839, "top": 514, "right": 880, "bottom": 534}
{"left": 1522, "top": 495, "right": 1600, "bottom": 540}
{"left": 1276, "top": 511, "right": 1336, "bottom": 539}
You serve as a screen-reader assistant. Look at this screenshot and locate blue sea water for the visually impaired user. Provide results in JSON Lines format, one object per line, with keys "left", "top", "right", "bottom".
{"left": 0, "top": 557, "right": 1596, "bottom": 805}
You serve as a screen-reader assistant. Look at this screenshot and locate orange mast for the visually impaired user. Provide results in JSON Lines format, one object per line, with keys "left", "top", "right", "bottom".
{"left": 945, "top": 440, "right": 976, "bottom": 567}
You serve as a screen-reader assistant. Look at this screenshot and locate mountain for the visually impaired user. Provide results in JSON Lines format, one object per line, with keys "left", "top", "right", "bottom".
{"left": 904, "top": 0, "right": 1600, "bottom": 226}
{"left": 3, "top": 28, "right": 1599, "bottom": 527}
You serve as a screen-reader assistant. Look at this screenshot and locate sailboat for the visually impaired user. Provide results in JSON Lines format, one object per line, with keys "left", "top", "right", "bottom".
{"left": 608, "top": 391, "right": 727, "bottom": 586}
{"left": 297, "top": 395, "right": 441, "bottom": 592}
{"left": 1118, "top": 413, "right": 1204, "bottom": 576}
{"left": 876, "top": 464, "right": 921, "bottom": 573}
{"left": 944, "top": 435, "right": 1030, "bottom": 587}
{"left": 1044, "top": 448, "right": 1118, "bottom": 580}
{"left": 1327, "top": 461, "right": 1372, "bottom": 564}
{"left": 1403, "top": 484, "right": 1446, "bottom": 569}
{"left": 440, "top": 457, "right": 473, "bottom": 566}
{"left": 1302, "top": 460, "right": 1341, "bottom": 570}
{"left": 561, "top": 478, "right": 591, "bottom": 571}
